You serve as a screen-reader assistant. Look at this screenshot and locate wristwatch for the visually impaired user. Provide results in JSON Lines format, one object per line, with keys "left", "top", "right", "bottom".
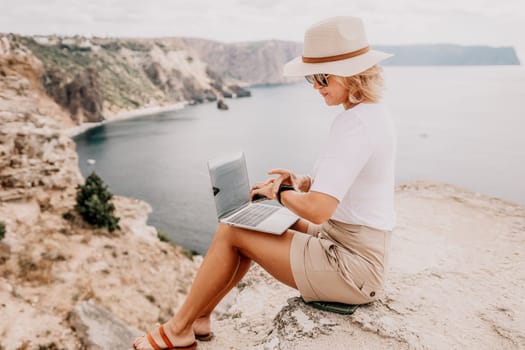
{"left": 277, "top": 185, "right": 295, "bottom": 206}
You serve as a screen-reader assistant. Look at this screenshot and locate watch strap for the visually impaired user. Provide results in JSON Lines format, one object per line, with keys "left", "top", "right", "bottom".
{"left": 277, "top": 185, "right": 295, "bottom": 206}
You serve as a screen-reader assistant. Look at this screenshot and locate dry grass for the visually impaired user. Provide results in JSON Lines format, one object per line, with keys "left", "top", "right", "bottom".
{"left": 17, "top": 253, "right": 54, "bottom": 285}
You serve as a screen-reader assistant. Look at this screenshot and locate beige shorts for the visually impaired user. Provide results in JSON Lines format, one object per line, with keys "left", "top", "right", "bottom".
{"left": 290, "top": 219, "right": 391, "bottom": 304}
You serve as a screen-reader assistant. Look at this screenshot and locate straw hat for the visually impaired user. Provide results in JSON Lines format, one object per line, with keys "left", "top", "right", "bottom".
{"left": 283, "top": 16, "right": 393, "bottom": 77}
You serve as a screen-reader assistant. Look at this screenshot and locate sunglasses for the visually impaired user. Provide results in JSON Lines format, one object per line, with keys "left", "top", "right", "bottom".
{"left": 305, "top": 74, "right": 330, "bottom": 87}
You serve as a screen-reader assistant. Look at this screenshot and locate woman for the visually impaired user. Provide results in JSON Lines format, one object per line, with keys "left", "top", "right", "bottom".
{"left": 134, "top": 16, "right": 395, "bottom": 350}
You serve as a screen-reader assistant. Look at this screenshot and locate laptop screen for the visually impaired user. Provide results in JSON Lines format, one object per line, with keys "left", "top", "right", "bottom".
{"left": 208, "top": 152, "right": 250, "bottom": 219}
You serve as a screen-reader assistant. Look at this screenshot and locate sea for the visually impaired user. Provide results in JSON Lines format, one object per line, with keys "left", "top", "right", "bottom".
{"left": 74, "top": 66, "right": 525, "bottom": 253}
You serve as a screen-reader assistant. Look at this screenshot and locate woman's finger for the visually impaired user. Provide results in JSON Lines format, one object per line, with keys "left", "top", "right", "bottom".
{"left": 272, "top": 175, "right": 286, "bottom": 195}
{"left": 268, "top": 168, "right": 291, "bottom": 176}
{"left": 253, "top": 179, "right": 268, "bottom": 188}
{"left": 263, "top": 178, "right": 275, "bottom": 185}
{"left": 250, "top": 188, "right": 261, "bottom": 200}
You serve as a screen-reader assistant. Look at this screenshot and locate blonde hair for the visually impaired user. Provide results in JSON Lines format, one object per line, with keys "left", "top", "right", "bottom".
{"left": 334, "top": 65, "right": 385, "bottom": 104}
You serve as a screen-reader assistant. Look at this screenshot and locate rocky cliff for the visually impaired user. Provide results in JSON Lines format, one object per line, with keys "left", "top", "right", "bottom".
{"left": 5, "top": 34, "right": 251, "bottom": 125}
{"left": 0, "top": 43, "right": 202, "bottom": 349}
{"left": 1, "top": 34, "right": 298, "bottom": 129}
{"left": 0, "top": 35, "right": 80, "bottom": 203}
{"left": 180, "top": 38, "right": 302, "bottom": 85}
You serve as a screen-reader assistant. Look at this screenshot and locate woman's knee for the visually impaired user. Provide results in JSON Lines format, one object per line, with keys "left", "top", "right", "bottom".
{"left": 212, "top": 223, "right": 238, "bottom": 244}
{"left": 213, "top": 224, "right": 256, "bottom": 254}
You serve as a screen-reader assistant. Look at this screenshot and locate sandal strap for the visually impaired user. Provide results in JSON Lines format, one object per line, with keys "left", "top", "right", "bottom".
{"left": 146, "top": 333, "right": 162, "bottom": 350}
{"left": 159, "top": 325, "right": 174, "bottom": 348}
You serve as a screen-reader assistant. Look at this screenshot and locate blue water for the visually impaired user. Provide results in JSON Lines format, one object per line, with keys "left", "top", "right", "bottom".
{"left": 74, "top": 66, "right": 525, "bottom": 253}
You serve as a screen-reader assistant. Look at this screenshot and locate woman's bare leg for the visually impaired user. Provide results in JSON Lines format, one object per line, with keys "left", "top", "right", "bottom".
{"left": 134, "top": 223, "right": 297, "bottom": 349}
{"left": 193, "top": 220, "right": 315, "bottom": 335}
{"left": 193, "top": 256, "right": 251, "bottom": 336}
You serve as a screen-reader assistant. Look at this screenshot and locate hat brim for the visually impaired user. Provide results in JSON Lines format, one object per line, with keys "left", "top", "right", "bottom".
{"left": 283, "top": 50, "right": 393, "bottom": 77}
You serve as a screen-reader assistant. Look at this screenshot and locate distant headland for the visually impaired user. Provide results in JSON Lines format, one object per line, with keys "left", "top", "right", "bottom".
{"left": 0, "top": 33, "right": 520, "bottom": 127}
{"left": 376, "top": 44, "right": 520, "bottom": 66}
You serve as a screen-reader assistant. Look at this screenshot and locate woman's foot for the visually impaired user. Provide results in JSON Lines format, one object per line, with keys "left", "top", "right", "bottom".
{"left": 193, "top": 316, "right": 213, "bottom": 341}
{"left": 133, "top": 323, "right": 197, "bottom": 350}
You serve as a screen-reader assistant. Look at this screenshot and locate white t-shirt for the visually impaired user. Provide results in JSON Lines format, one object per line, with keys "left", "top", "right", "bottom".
{"left": 310, "top": 102, "right": 396, "bottom": 231}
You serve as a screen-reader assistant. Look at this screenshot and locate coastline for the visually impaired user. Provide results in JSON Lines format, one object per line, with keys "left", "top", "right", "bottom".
{"left": 63, "top": 101, "right": 188, "bottom": 138}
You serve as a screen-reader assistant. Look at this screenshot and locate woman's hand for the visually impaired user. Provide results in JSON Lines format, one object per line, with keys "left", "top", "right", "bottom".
{"left": 267, "top": 169, "right": 311, "bottom": 196}
{"left": 252, "top": 169, "right": 337, "bottom": 224}
{"left": 250, "top": 178, "right": 276, "bottom": 201}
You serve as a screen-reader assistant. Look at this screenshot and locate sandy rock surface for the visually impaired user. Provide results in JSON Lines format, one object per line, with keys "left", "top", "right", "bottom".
{"left": 195, "top": 182, "right": 525, "bottom": 350}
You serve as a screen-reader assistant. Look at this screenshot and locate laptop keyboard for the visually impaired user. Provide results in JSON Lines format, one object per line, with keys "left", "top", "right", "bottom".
{"left": 227, "top": 205, "right": 279, "bottom": 227}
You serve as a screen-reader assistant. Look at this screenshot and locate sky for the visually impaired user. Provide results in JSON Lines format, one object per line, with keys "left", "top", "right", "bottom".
{"left": 1, "top": 0, "right": 524, "bottom": 61}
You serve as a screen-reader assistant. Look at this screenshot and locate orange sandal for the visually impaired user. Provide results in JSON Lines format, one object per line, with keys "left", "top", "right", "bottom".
{"left": 139, "top": 325, "right": 197, "bottom": 350}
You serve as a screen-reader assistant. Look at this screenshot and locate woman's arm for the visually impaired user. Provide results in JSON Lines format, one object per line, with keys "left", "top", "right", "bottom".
{"left": 250, "top": 180, "right": 338, "bottom": 224}
{"left": 279, "top": 190, "right": 338, "bottom": 224}
{"left": 267, "top": 168, "right": 312, "bottom": 192}
{"left": 268, "top": 169, "right": 338, "bottom": 223}
{"left": 250, "top": 169, "right": 338, "bottom": 224}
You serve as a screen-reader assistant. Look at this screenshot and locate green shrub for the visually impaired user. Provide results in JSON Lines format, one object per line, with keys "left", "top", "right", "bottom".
{"left": 38, "top": 342, "right": 59, "bottom": 350}
{"left": 75, "top": 172, "right": 120, "bottom": 232}
{"left": 182, "top": 248, "right": 200, "bottom": 261}
{"left": 62, "top": 211, "right": 75, "bottom": 221}
{"left": 0, "top": 222, "right": 5, "bottom": 240}
{"left": 157, "top": 231, "right": 171, "bottom": 243}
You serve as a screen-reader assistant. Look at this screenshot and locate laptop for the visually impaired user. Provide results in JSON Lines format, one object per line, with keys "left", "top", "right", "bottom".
{"left": 207, "top": 152, "right": 298, "bottom": 234}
